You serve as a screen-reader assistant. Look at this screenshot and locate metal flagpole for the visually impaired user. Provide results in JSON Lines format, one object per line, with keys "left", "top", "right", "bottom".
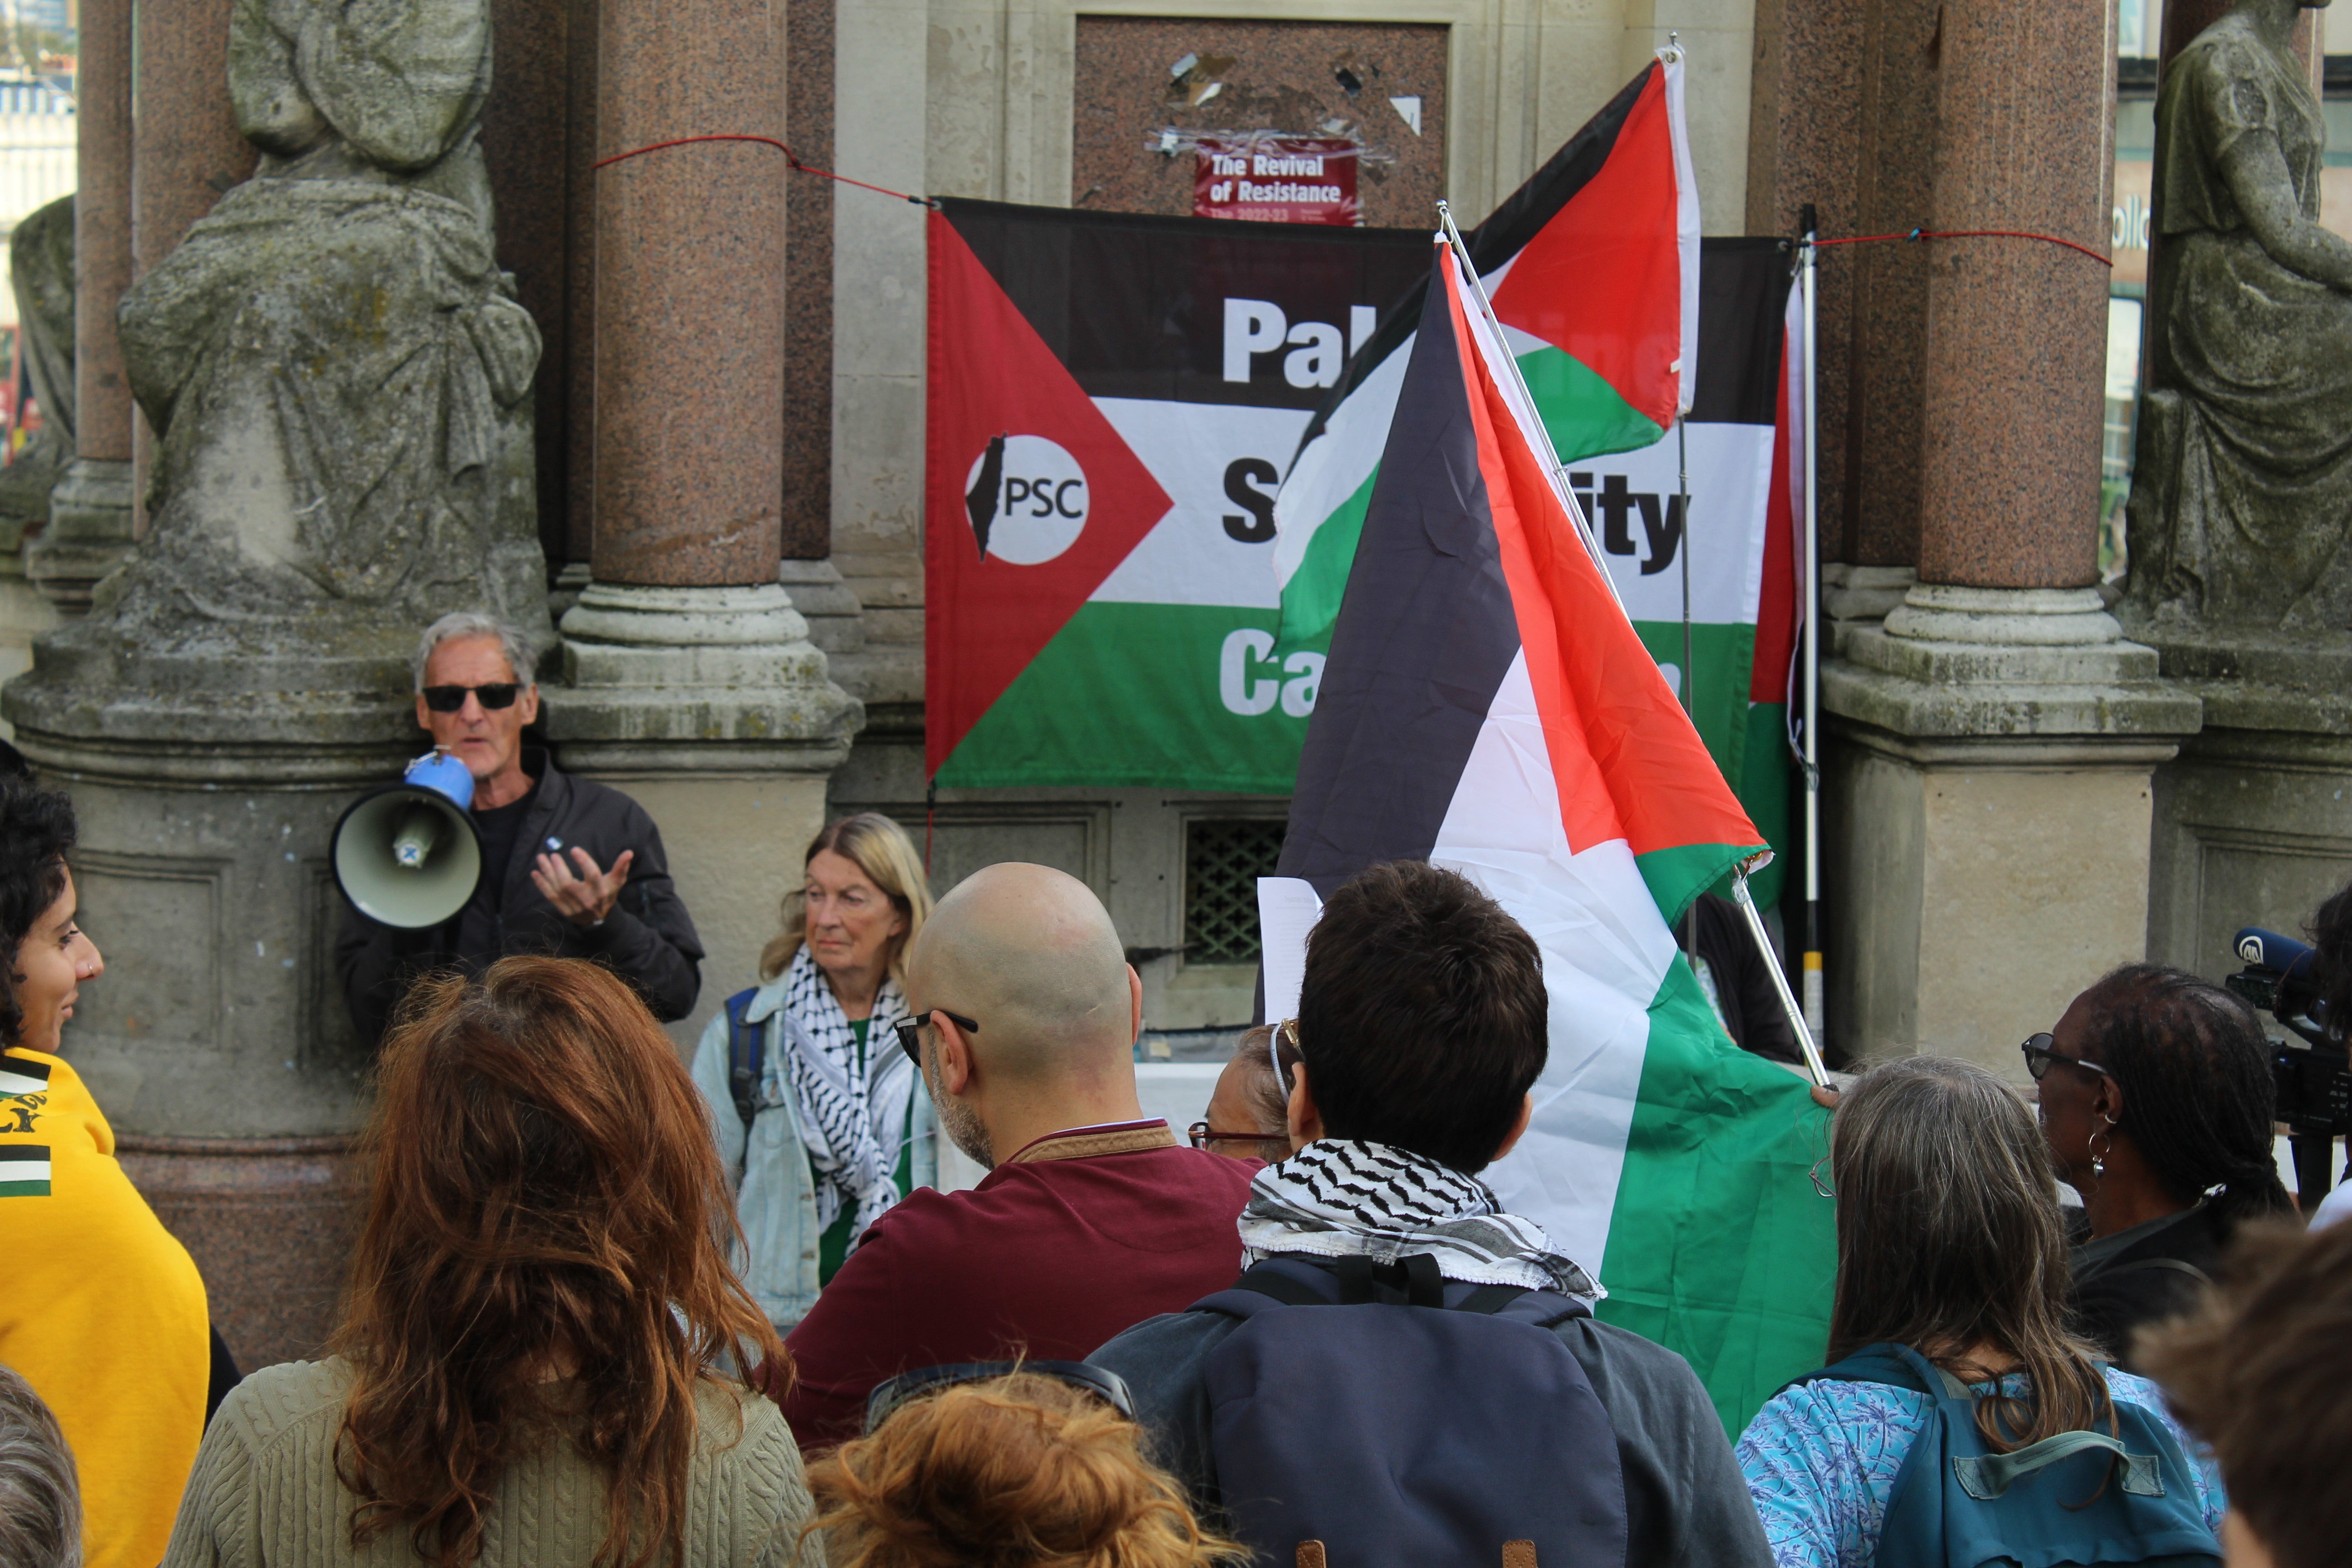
{"left": 1798, "top": 204, "right": 1826, "bottom": 1051}
{"left": 1734, "top": 865, "right": 1830, "bottom": 1088}
{"left": 1678, "top": 414, "right": 1696, "bottom": 957}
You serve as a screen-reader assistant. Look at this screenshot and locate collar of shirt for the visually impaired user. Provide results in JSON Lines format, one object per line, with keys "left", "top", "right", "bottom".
{"left": 1003, "top": 1119, "right": 1177, "bottom": 1165}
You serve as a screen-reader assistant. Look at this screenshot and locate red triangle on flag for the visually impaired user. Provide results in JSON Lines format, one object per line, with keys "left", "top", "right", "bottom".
{"left": 924, "top": 213, "right": 1174, "bottom": 777}
{"left": 1485, "top": 67, "right": 1681, "bottom": 432}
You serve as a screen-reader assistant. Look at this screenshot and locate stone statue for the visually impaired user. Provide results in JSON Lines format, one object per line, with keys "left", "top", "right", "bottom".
{"left": 0, "top": 196, "right": 75, "bottom": 545}
{"left": 108, "top": 0, "right": 544, "bottom": 632}
{"left": 2123, "top": 0, "right": 2352, "bottom": 633}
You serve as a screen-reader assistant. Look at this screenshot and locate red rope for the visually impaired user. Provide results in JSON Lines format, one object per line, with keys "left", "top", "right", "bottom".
{"left": 1813, "top": 226, "right": 2111, "bottom": 267}
{"left": 593, "top": 134, "right": 931, "bottom": 206}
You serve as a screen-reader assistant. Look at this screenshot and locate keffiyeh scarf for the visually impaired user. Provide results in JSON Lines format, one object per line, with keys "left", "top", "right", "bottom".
{"left": 774, "top": 946, "right": 916, "bottom": 1241}
{"left": 1238, "top": 1138, "right": 1602, "bottom": 1298}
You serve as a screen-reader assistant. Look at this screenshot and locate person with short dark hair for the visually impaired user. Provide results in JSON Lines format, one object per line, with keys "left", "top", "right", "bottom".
{"left": 2140, "top": 1220, "right": 2352, "bottom": 1568}
{"left": 335, "top": 612, "right": 704, "bottom": 1045}
{"left": 0, "top": 778, "right": 213, "bottom": 1568}
{"left": 2029, "top": 964, "right": 2297, "bottom": 1366}
{"left": 162, "top": 957, "right": 814, "bottom": 1568}
{"left": 1090, "top": 860, "right": 1770, "bottom": 1568}
{"left": 1737, "top": 1057, "right": 2223, "bottom": 1566}
{"left": 0, "top": 1362, "right": 80, "bottom": 1568}
{"left": 806, "top": 1368, "right": 1246, "bottom": 1568}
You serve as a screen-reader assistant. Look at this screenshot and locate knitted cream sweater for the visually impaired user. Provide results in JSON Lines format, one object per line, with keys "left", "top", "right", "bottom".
{"left": 161, "top": 1359, "right": 823, "bottom": 1568}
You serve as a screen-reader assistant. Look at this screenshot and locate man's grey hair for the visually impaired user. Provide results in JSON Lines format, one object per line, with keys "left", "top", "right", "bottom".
{"left": 413, "top": 611, "right": 538, "bottom": 692}
{"left": 0, "top": 1363, "right": 80, "bottom": 1568}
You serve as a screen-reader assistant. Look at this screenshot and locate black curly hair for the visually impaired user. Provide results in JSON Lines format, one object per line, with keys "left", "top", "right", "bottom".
{"left": 0, "top": 776, "right": 78, "bottom": 1049}
{"left": 2077, "top": 962, "right": 2296, "bottom": 1226}
{"left": 2306, "top": 877, "right": 2352, "bottom": 1046}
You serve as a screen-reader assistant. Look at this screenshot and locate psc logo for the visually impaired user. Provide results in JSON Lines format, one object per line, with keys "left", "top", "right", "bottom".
{"left": 965, "top": 434, "right": 1090, "bottom": 564}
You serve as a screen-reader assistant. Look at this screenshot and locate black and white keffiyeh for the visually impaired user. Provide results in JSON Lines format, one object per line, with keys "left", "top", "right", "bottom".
{"left": 1238, "top": 1139, "right": 1602, "bottom": 1298}
{"left": 773, "top": 946, "right": 916, "bottom": 1241}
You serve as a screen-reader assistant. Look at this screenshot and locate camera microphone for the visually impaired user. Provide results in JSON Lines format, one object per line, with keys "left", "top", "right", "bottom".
{"left": 2234, "top": 926, "right": 2318, "bottom": 984}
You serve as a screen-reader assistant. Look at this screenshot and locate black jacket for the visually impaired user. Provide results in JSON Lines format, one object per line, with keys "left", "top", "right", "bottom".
{"left": 335, "top": 752, "right": 703, "bottom": 1044}
{"left": 2068, "top": 1201, "right": 2233, "bottom": 1371}
{"left": 1681, "top": 893, "right": 1803, "bottom": 1066}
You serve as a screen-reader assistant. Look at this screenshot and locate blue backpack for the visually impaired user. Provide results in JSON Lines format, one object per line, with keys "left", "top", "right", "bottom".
{"left": 721, "top": 986, "right": 762, "bottom": 1126}
{"left": 1188, "top": 1254, "right": 1627, "bottom": 1568}
{"left": 1789, "top": 1343, "right": 2220, "bottom": 1568}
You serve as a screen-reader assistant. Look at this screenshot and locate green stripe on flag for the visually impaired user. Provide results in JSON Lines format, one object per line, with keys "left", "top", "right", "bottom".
{"left": 1275, "top": 467, "right": 1377, "bottom": 656}
{"left": 939, "top": 603, "right": 1314, "bottom": 792}
{"left": 1634, "top": 843, "right": 1756, "bottom": 927}
{"left": 1519, "top": 344, "right": 1670, "bottom": 465}
{"left": 1594, "top": 957, "right": 1836, "bottom": 1432}
{"left": 1726, "top": 702, "right": 1793, "bottom": 911}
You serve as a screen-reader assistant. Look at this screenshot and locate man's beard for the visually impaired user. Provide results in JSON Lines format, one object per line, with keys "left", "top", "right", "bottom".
{"left": 925, "top": 1035, "right": 994, "bottom": 1167}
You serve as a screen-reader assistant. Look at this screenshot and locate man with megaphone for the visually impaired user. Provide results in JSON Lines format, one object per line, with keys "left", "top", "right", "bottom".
{"left": 333, "top": 612, "right": 704, "bottom": 1045}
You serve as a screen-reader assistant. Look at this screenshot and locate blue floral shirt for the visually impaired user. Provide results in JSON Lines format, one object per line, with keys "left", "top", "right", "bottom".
{"left": 1735, "top": 1366, "right": 2225, "bottom": 1568}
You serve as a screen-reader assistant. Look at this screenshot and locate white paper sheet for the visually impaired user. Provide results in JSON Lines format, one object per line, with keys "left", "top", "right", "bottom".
{"left": 1256, "top": 875, "right": 1325, "bottom": 1025}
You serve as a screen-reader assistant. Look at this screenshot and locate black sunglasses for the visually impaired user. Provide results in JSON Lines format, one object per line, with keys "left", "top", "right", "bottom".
{"left": 892, "top": 1007, "right": 979, "bottom": 1066}
{"left": 2019, "top": 1033, "right": 2115, "bottom": 1083}
{"left": 864, "top": 1359, "right": 1133, "bottom": 1435}
{"left": 421, "top": 682, "right": 522, "bottom": 713}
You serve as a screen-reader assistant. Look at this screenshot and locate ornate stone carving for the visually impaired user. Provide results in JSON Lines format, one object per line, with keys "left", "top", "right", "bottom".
{"left": 2124, "top": 0, "right": 2352, "bottom": 632}
{"left": 9, "top": 0, "right": 548, "bottom": 753}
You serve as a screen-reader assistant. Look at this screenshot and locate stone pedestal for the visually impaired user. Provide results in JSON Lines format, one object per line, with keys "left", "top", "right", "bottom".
{"left": 1824, "top": 589, "right": 2200, "bottom": 1073}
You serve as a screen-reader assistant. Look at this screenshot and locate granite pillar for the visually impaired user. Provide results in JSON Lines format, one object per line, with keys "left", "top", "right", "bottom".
{"left": 552, "top": 0, "right": 860, "bottom": 1049}
{"left": 1818, "top": 0, "right": 2202, "bottom": 1073}
{"left": 29, "top": 0, "right": 134, "bottom": 612}
{"left": 127, "top": 0, "right": 257, "bottom": 539}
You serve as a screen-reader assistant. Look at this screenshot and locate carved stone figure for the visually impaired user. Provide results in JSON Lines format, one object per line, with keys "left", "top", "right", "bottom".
{"left": 2124, "top": 0, "right": 2352, "bottom": 632}
{"left": 0, "top": 196, "right": 75, "bottom": 544}
{"left": 108, "top": 0, "right": 544, "bottom": 634}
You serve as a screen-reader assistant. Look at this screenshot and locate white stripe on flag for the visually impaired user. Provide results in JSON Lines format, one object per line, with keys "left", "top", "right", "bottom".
{"left": 0, "top": 1068, "right": 44, "bottom": 1097}
{"left": 1272, "top": 343, "right": 1411, "bottom": 591}
{"left": 0, "top": 1155, "right": 51, "bottom": 1181}
{"left": 1429, "top": 651, "right": 1679, "bottom": 1279}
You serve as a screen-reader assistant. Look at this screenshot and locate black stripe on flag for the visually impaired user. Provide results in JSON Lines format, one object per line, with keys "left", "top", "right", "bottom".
{"left": 0, "top": 1144, "right": 51, "bottom": 1196}
{"left": 1277, "top": 255, "right": 1522, "bottom": 893}
{"left": 0, "top": 1054, "right": 51, "bottom": 1097}
{"left": 1688, "top": 239, "right": 1792, "bottom": 426}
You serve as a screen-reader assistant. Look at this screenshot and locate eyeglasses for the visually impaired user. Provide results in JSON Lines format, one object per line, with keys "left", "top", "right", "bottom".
{"left": 1188, "top": 1121, "right": 1288, "bottom": 1154}
{"left": 1809, "top": 1153, "right": 1835, "bottom": 1199}
{"left": 863, "top": 1359, "right": 1134, "bottom": 1435}
{"left": 2019, "top": 1033, "right": 2115, "bottom": 1083}
{"left": 421, "top": 682, "right": 522, "bottom": 713}
{"left": 892, "top": 1007, "right": 979, "bottom": 1067}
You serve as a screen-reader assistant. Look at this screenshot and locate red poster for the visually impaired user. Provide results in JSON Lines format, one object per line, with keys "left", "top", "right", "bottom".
{"left": 1193, "top": 135, "right": 1360, "bottom": 226}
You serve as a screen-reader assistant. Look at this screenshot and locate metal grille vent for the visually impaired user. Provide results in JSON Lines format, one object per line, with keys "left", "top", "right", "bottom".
{"left": 1183, "top": 819, "right": 1285, "bottom": 964}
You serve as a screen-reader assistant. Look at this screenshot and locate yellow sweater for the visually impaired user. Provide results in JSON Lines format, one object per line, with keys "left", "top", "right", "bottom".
{"left": 0, "top": 1045, "right": 211, "bottom": 1568}
{"left": 163, "top": 1358, "right": 824, "bottom": 1568}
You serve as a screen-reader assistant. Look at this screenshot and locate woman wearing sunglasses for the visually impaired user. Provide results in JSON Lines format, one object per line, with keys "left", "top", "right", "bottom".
{"left": 2027, "top": 964, "right": 2295, "bottom": 1368}
{"left": 691, "top": 813, "right": 937, "bottom": 1333}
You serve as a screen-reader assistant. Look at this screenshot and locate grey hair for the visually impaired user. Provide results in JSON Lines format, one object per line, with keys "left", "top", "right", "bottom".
{"left": 0, "top": 1363, "right": 80, "bottom": 1568}
{"left": 412, "top": 612, "right": 538, "bottom": 692}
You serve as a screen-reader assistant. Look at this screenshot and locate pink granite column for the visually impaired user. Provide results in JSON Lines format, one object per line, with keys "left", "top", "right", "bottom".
{"left": 1911, "top": 0, "right": 2111, "bottom": 588}
{"left": 130, "top": 0, "right": 256, "bottom": 534}
{"left": 591, "top": 0, "right": 789, "bottom": 586}
{"left": 72, "top": 0, "right": 132, "bottom": 482}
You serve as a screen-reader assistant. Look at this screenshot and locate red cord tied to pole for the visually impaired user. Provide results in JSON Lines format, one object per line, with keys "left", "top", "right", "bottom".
{"left": 593, "top": 133, "right": 934, "bottom": 207}
{"left": 1811, "top": 225, "right": 2111, "bottom": 268}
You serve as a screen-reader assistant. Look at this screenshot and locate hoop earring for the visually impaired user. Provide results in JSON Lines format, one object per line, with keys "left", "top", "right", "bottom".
{"left": 2088, "top": 1112, "right": 2116, "bottom": 1182}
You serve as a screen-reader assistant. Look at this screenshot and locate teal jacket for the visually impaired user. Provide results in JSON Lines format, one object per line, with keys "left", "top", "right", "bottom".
{"left": 690, "top": 973, "right": 940, "bottom": 1331}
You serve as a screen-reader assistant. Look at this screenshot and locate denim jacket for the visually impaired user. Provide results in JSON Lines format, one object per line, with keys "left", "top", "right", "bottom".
{"left": 690, "top": 974, "right": 940, "bottom": 1331}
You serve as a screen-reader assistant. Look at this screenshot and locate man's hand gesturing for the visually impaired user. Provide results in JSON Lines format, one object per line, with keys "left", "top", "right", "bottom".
{"left": 532, "top": 846, "right": 635, "bottom": 926}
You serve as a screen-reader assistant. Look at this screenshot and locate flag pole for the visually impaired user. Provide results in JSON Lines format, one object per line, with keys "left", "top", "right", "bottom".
{"left": 1798, "top": 204, "right": 1825, "bottom": 1048}
{"left": 1678, "top": 413, "right": 1696, "bottom": 957}
{"left": 1734, "top": 863, "right": 1830, "bottom": 1089}
{"left": 1433, "top": 200, "right": 1631, "bottom": 619}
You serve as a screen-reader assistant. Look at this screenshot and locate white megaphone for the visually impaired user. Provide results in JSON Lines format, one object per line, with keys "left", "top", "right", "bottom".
{"left": 331, "top": 750, "right": 485, "bottom": 930}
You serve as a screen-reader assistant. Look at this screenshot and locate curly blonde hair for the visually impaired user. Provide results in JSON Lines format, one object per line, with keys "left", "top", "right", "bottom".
{"left": 804, "top": 1374, "right": 1248, "bottom": 1568}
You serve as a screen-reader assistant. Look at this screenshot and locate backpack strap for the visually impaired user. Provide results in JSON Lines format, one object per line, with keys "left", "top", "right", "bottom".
{"left": 723, "top": 987, "right": 762, "bottom": 1128}
{"left": 1780, "top": 1341, "right": 1945, "bottom": 1398}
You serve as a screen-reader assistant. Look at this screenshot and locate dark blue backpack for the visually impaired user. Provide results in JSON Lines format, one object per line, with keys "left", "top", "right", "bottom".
{"left": 1188, "top": 1254, "right": 1627, "bottom": 1568}
{"left": 721, "top": 986, "right": 762, "bottom": 1127}
{"left": 1790, "top": 1343, "right": 2220, "bottom": 1568}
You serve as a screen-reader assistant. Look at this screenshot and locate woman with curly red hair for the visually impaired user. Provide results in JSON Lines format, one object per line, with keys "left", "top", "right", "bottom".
{"left": 162, "top": 956, "right": 815, "bottom": 1568}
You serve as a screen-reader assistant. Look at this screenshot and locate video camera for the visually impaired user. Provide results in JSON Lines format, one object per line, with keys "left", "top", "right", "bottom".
{"left": 2225, "top": 927, "right": 2350, "bottom": 1207}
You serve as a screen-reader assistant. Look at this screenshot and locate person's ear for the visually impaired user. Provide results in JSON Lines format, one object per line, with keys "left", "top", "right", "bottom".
{"left": 931, "top": 1013, "right": 976, "bottom": 1098}
{"left": 1490, "top": 1092, "right": 1535, "bottom": 1164}
{"left": 1127, "top": 964, "right": 1143, "bottom": 1047}
{"left": 517, "top": 683, "right": 540, "bottom": 727}
{"left": 414, "top": 691, "right": 433, "bottom": 731}
{"left": 2093, "top": 1070, "right": 2125, "bottom": 1127}
{"left": 1286, "top": 1062, "right": 1325, "bottom": 1149}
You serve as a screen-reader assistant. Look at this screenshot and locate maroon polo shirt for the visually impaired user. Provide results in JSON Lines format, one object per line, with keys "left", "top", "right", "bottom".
{"left": 768, "top": 1118, "right": 1256, "bottom": 1452}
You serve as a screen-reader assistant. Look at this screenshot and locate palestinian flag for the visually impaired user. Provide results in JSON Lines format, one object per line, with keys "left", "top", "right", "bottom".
{"left": 924, "top": 201, "right": 1428, "bottom": 788}
{"left": 1267, "top": 241, "right": 1832, "bottom": 1431}
{"left": 0, "top": 1144, "right": 51, "bottom": 1196}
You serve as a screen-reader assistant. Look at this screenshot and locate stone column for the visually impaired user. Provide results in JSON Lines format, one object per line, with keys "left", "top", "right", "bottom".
{"left": 27, "top": 0, "right": 134, "bottom": 612}
{"left": 553, "top": 0, "right": 859, "bottom": 1048}
{"left": 1819, "top": 0, "right": 2202, "bottom": 1075}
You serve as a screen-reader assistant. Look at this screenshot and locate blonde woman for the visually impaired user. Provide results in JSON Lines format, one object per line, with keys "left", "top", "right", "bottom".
{"left": 693, "top": 814, "right": 936, "bottom": 1332}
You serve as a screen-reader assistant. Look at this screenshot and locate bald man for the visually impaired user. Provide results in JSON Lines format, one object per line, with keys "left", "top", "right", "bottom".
{"left": 767, "top": 863, "right": 1256, "bottom": 1450}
